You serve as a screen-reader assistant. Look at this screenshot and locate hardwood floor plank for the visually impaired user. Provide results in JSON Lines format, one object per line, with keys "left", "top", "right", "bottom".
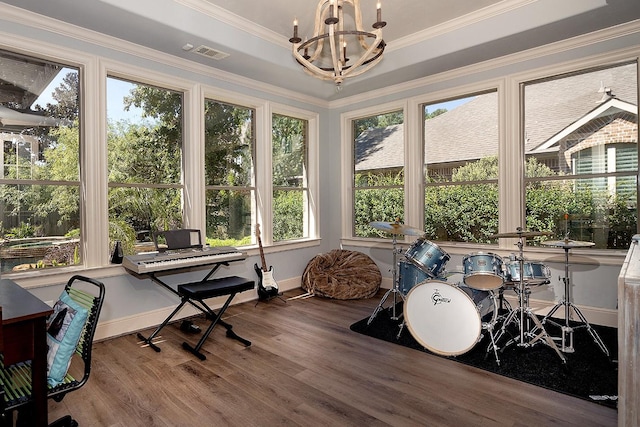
{"left": 46, "top": 290, "right": 617, "bottom": 426}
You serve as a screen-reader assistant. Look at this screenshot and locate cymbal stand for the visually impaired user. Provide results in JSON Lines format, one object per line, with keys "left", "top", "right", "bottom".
{"left": 493, "top": 237, "right": 566, "bottom": 363}
{"left": 542, "top": 246, "right": 609, "bottom": 357}
{"left": 368, "top": 233, "right": 404, "bottom": 325}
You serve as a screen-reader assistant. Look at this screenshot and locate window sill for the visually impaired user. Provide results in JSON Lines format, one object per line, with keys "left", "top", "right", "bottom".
{"left": 6, "top": 238, "right": 323, "bottom": 289}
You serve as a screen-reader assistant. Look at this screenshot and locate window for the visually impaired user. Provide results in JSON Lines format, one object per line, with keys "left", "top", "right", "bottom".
{"left": 523, "top": 62, "right": 638, "bottom": 249}
{"left": 422, "top": 91, "right": 499, "bottom": 243}
{"left": 352, "top": 110, "right": 404, "bottom": 238}
{"left": 272, "top": 113, "right": 309, "bottom": 242}
{"left": 204, "top": 99, "right": 255, "bottom": 246}
{"left": 0, "top": 50, "right": 81, "bottom": 273}
{"left": 107, "top": 76, "right": 184, "bottom": 255}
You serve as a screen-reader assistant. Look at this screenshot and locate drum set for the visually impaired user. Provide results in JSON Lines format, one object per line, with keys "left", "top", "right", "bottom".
{"left": 367, "top": 221, "right": 609, "bottom": 365}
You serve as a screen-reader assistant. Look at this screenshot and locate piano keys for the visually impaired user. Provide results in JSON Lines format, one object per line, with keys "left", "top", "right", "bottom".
{"left": 122, "top": 246, "right": 247, "bottom": 274}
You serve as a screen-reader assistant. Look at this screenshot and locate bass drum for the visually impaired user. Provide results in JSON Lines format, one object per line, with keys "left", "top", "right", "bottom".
{"left": 404, "top": 280, "right": 496, "bottom": 356}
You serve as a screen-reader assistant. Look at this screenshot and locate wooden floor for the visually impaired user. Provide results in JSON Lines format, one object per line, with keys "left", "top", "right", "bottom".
{"left": 48, "top": 289, "right": 617, "bottom": 427}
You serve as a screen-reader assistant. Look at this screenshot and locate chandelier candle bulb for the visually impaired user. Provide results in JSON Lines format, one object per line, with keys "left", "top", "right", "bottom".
{"left": 326, "top": 0, "right": 339, "bottom": 25}
{"left": 289, "top": 18, "right": 301, "bottom": 43}
{"left": 377, "top": 2, "right": 381, "bottom": 22}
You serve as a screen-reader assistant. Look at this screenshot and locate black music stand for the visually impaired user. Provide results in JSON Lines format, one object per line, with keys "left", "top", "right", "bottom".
{"left": 153, "top": 229, "right": 203, "bottom": 251}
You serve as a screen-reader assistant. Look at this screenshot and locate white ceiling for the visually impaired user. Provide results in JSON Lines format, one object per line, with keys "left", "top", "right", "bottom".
{"left": 3, "top": 0, "right": 640, "bottom": 101}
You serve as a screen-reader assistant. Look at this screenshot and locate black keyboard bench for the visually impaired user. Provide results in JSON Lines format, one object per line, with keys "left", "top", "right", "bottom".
{"left": 137, "top": 275, "right": 254, "bottom": 360}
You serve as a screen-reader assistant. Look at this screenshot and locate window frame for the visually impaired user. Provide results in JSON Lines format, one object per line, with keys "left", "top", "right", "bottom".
{"left": 270, "top": 104, "right": 318, "bottom": 244}
{"left": 340, "top": 100, "right": 409, "bottom": 242}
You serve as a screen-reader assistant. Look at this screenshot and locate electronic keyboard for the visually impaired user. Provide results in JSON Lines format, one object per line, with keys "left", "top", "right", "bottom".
{"left": 122, "top": 247, "right": 246, "bottom": 274}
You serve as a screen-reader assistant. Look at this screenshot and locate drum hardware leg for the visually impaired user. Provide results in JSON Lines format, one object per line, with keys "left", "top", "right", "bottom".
{"left": 494, "top": 237, "right": 566, "bottom": 363}
{"left": 483, "top": 322, "right": 501, "bottom": 365}
{"left": 493, "top": 303, "right": 520, "bottom": 349}
{"left": 541, "top": 245, "right": 610, "bottom": 357}
{"left": 368, "top": 234, "right": 404, "bottom": 324}
{"left": 396, "top": 318, "right": 406, "bottom": 340}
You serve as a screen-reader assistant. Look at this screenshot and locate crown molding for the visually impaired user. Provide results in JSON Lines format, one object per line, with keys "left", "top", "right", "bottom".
{"left": 389, "top": 0, "right": 538, "bottom": 52}
{"left": 329, "top": 19, "right": 640, "bottom": 109}
{"left": 175, "top": 0, "right": 289, "bottom": 49}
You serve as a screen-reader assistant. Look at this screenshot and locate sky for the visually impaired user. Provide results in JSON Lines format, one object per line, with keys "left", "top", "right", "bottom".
{"left": 425, "top": 97, "right": 472, "bottom": 115}
{"left": 34, "top": 69, "right": 144, "bottom": 122}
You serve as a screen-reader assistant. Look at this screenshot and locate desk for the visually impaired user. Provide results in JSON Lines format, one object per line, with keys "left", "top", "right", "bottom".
{"left": 1, "top": 278, "right": 53, "bottom": 427}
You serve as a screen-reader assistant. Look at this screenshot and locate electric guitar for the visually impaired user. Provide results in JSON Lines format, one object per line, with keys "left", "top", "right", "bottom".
{"left": 254, "top": 224, "right": 279, "bottom": 299}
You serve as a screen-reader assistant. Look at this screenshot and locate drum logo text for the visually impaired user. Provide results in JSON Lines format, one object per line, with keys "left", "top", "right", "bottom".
{"left": 431, "top": 289, "right": 451, "bottom": 305}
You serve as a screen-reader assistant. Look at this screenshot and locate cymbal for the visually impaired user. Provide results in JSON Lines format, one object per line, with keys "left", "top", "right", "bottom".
{"left": 541, "top": 239, "right": 595, "bottom": 248}
{"left": 489, "top": 230, "right": 552, "bottom": 239}
{"left": 369, "top": 221, "right": 424, "bottom": 236}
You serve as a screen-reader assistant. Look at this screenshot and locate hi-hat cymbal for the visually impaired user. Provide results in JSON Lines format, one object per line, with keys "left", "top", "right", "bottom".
{"left": 489, "top": 230, "right": 552, "bottom": 239}
{"left": 541, "top": 239, "right": 595, "bottom": 248}
{"left": 369, "top": 221, "right": 424, "bottom": 236}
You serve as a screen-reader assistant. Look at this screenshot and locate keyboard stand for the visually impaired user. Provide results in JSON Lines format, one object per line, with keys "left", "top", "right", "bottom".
{"left": 136, "top": 261, "right": 254, "bottom": 358}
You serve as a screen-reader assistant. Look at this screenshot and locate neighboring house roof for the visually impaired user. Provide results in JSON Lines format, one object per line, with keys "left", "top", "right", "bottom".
{"left": 523, "top": 63, "right": 637, "bottom": 150}
{"left": 355, "top": 63, "right": 638, "bottom": 171}
{"left": 532, "top": 97, "right": 638, "bottom": 152}
{"left": 423, "top": 92, "right": 498, "bottom": 164}
{"left": 355, "top": 124, "right": 404, "bottom": 171}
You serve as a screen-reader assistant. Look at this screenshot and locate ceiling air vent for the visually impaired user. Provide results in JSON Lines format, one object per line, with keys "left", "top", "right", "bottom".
{"left": 193, "top": 45, "right": 230, "bottom": 60}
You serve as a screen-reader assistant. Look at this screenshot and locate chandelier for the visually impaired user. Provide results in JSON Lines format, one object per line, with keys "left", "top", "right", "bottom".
{"left": 289, "top": 0, "right": 386, "bottom": 89}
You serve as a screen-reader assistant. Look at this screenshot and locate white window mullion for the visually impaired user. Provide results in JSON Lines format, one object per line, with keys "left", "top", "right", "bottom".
{"left": 182, "top": 84, "right": 205, "bottom": 232}
{"left": 83, "top": 58, "right": 110, "bottom": 267}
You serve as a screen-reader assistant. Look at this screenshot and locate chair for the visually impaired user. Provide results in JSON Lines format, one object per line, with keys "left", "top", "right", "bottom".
{"left": 0, "top": 275, "right": 105, "bottom": 427}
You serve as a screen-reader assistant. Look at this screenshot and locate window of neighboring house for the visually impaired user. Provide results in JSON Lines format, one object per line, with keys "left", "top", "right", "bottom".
{"left": 272, "top": 113, "right": 309, "bottom": 242}
{"left": 422, "top": 91, "right": 499, "bottom": 243}
{"left": 523, "top": 62, "right": 638, "bottom": 249}
{"left": 106, "top": 76, "right": 184, "bottom": 255}
{"left": 352, "top": 110, "right": 405, "bottom": 238}
{"left": 0, "top": 50, "right": 81, "bottom": 274}
{"left": 204, "top": 99, "right": 255, "bottom": 247}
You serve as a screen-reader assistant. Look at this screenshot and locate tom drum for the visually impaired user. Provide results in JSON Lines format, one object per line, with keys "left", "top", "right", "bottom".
{"left": 462, "top": 252, "right": 505, "bottom": 291}
{"left": 405, "top": 237, "right": 450, "bottom": 278}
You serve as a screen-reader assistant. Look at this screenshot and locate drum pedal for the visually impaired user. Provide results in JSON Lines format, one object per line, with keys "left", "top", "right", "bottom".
{"left": 560, "top": 326, "right": 575, "bottom": 353}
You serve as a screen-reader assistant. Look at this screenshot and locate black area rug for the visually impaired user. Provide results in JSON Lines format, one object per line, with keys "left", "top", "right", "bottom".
{"left": 350, "top": 302, "right": 618, "bottom": 409}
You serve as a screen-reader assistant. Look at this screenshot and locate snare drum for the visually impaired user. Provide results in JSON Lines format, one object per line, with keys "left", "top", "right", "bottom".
{"left": 404, "top": 280, "right": 497, "bottom": 356}
{"left": 398, "top": 260, "right": 431, "bottom": 295}
{"left": 405, "top": 237, "right": 450, "bottom": 278}
{"left": 505, "top": 261, "right": 551, "bottom": 286}
{"left": 463, "top": 252, "right": 504, "bottom": 291}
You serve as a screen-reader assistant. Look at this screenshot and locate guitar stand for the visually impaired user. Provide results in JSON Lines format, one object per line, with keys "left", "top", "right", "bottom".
{"left": 255, "top": 292, "right": 286, "bottom": 306}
